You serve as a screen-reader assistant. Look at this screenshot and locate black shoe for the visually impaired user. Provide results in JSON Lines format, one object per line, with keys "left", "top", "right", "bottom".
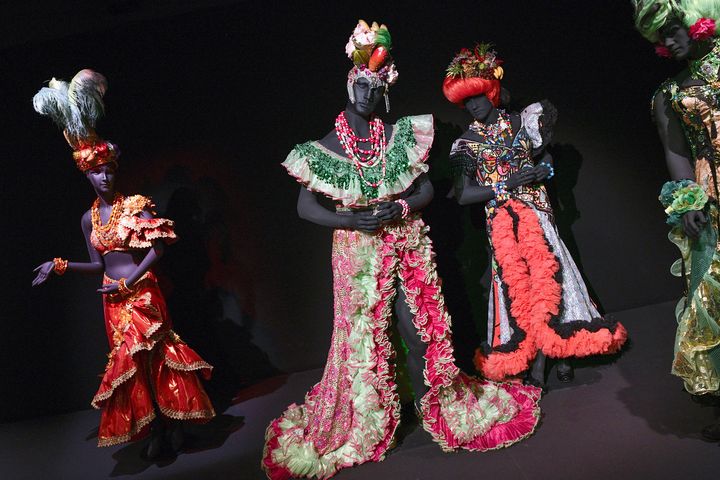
{"left": 141, "top": 433, "right": 164, "bottom": 460}
{"left": 556, "top": 362, "right": 574, "bottom": 383}
{"left": 166, "top": 423, "right": 185, "bottom": 454}
{"left": 141, "top": 419, "right": 165, "bottom": 460}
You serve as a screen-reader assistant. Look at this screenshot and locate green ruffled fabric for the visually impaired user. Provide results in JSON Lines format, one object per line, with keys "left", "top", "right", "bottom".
{"left": 282, "top": 115, "right": 433, "bottom": 206}
{"left": 669, "top": 204, "right": 720, "bottom": 394}
{"left": 660, "top": 179, "right": 708, "bottom": 227}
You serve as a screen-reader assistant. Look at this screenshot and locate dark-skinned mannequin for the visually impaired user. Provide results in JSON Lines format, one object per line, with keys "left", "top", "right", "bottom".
{"left": 31, "top": 68, "right": 215, "bottom": 459}
{"left": 32, "top": 163, "right": 182, "bottom": 459}
{"left": 653, "top": 18, "right": 714, "bottom": 237}
{"left": 33, "top": 164, "right": 163, "bottom": 291}
{"left": 452, "top": 93, "right": 573, "bottom": 389}
{"left": 264, "top": 25, "right": 544, "bottom": 479}
{"left": 651, "top": 17, "right": 720, "bottom": 441}
{"left": 297, "top": 76, "right": 431, "bottom": 402}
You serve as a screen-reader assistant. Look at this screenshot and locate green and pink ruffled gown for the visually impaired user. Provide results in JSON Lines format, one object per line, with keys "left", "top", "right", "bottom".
{"left": 262, "top": 114, "right": 541, "bottom": 479}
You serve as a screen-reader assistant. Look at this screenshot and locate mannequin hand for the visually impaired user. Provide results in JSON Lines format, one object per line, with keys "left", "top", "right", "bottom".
{"left": 345, "top": 211, "right": 381, "bottom": 233}
{"left": 505, "top": 169, "right": 536, "bottom": 189}
{"left": 532, "top": 163, "right": 552, "bottom": 181}
{"left": 32, "top": 261, "right": 55, "bottom": 287}
{"left": 374, "top": 201, "right": 402, "bottom": 223}
{"left": 97, "top": 282, "right": 120, "bottom": 295}
{"left": 682, "top": 210, "right": 707, "bottom": 238}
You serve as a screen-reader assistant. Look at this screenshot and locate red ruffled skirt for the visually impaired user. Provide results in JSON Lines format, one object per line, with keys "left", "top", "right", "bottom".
{"left": 93, "top": 271, "right": 215, "bottom": 447}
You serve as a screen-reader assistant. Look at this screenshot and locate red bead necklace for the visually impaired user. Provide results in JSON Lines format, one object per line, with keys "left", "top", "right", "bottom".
{"left": 335, "top": 111, "right": 388, "bottom": 188}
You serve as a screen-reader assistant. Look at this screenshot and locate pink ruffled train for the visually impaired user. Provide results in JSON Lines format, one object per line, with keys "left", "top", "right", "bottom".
{"left": 262, "top": 217, "right": 541, "bottom": 479}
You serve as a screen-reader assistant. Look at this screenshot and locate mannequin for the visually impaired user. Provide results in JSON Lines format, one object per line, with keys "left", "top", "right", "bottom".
{"left": 633, "top": 0, "right": 720, "bottom": 441}
{"left": 444, "top": 44, "right": 627, "bottom": 388}
{"left": 31, "top": 70, "right": 215, "bottom": 457}
{"left": 262, "top": 21, "right": 541, "bottom": 480}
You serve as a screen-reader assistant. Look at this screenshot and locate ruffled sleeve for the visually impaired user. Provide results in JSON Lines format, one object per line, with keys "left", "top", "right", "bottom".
{"left": 520, "top": 103, "right": 544, "bottom": 149}
{"left": 282, "top": 114, "right": 434, "bottom": 206}
{"left": 117, "top": 195, "right": 178, "bottom": 248}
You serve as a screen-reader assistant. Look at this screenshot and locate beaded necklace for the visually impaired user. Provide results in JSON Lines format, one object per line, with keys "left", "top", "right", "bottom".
{"left": 92, "top": 193, "right": 124, "bottom": 246}
{"left": 470, "top": 110, "right": 515, "bottom": 162}
{"left": 469, "top": 110, "right": 512, "bottom": 141}
{"left": 334, "top": 111, "right": 388, "bottom": 188}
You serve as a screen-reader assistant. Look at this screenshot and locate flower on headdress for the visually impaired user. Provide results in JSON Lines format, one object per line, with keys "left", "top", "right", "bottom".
{"left": 654, "top": 44, "right": 672, "bottom": 58}
{"left": 689, "top": 17, "right": 717, "bottom": 41}
{"left": 345, "top": 39, "right": 355, "bottom": 58}
{"left": 346, "top": 20, "right": 377, "bottom": 60}
{"left": 385, "top": 63, "right": 399, "bottom": 85}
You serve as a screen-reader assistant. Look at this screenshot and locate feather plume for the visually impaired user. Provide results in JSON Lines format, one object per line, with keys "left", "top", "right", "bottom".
{"left": 33, "top": 69, "right": 108, "bottom": 139}
{"left": 68, "top": 69, "right": 108, "bottom": 137}
{"left": 32, "top": 78, "right": 71, "bottom": 130}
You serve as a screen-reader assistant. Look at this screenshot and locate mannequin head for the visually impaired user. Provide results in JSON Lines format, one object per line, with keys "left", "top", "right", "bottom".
{"left": 633, "top": 0, "right": 720, "bottom": 57}
{"left": 347, "top": 76, "right": 386, "bottom": 117}
{"left": 660, "top": 18, "right": 694, "bottom": 60}
{"left": 344, "top": 21, "right": 397, "bottom": 115}
{"left": 86, "top": 163, "right": 117, "bottom": 198}
{"left": 464, "top": 94, "right": 495, "bottom": 122}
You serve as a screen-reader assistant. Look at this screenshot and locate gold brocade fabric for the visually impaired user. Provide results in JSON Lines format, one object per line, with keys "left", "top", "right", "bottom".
{"left": 670, "top": 213, "right": 720, "bottom": 395}
{"left": 664, "top": 66, "right": 720, "bottom": 394}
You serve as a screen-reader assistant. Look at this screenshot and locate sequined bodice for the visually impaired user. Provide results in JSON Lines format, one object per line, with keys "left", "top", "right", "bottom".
{"left": 470, "top": 114, "right": 534, "bottom": 186}
{"left": 451, "top": 110, "right": 552, "bottom": 216}
{"left": 658, "top": 40, "right": 720, "bottom": 198}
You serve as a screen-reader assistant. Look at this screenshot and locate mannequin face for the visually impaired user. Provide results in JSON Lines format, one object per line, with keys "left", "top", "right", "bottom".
{"left": 350, "top": 77, "right": 386, "bottom": 116}
{"left": 660, "top": 19, "right": 692, "bottom": 60}
{"left": 86, "top": 163, "right": 117, "bottom": 196}
{"left": 464, "top": 94, "right": 494, "bottom": 122}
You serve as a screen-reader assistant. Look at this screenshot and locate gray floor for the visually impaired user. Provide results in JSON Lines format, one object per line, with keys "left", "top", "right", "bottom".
{"left": 3, "top": 300, "right": 720, "bottom": 479}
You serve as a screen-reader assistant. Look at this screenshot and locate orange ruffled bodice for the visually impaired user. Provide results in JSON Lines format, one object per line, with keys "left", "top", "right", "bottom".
{"left": 90, "top": 194, "right": 177, "bottom": 255}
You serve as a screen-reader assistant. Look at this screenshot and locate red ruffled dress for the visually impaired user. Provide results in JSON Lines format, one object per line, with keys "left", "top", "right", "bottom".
{"left": 90, "top": 194, "right": 215, "bottom": 447}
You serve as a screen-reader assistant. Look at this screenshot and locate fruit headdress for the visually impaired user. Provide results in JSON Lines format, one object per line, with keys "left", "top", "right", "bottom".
{"left": 345, "top": 20, "right": 398, "bottom": 111}
{"left": 443, "top": 43, "right": 504, "bottom": 107}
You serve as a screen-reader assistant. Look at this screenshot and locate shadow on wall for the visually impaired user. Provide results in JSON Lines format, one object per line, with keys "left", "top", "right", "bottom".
{"left": 133, "top": 162, "right": 281, "bottom": 412}
{"left": 545, "top": 143, "right": 605, "bottom": 313}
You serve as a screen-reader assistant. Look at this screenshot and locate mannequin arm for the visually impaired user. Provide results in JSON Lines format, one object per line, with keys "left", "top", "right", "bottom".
{"left": 96, "top": 210, "right": 165, "bottom": 293}
{"left": 454, "top": 170, "right": 536, "bottom": 206}
{"left": 31, "top": 211, "right": 104, "bottom": 286}
{"left": 297, "top": 187, "right": 380, "bottom": 232}
{"left": 374, "top": 173, "right": 433, "bottom": 221}
{"left": 654, "top": 90, "right": 705, "bottom": 237}
{"left": 653, "top": 90, "right": 694, "bottom": 181}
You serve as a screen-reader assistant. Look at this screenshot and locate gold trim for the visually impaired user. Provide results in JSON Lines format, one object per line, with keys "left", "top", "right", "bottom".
{"left": 164, "top": 356, "right": 213, "bottom": 372}
{"left": 91, "top": 366, "right": 138, "bottom": 408}
{"left": 97, "top": 411, "right": 156, "bottom": 447}
{"left": 159, "top": 405, "right": 215, "bottom": 421}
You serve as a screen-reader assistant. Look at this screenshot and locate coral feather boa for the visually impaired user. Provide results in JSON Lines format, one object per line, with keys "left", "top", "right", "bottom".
{"left": 476, "top": 200, "right": 560, "bottom": 379}
{"left": 476, "top": 200, "right": 626, "bottom": 381}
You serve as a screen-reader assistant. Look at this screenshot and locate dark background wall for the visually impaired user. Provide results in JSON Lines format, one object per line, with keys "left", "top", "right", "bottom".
{"left": 0, "top": 1, "right": 682, "bottom": 421}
